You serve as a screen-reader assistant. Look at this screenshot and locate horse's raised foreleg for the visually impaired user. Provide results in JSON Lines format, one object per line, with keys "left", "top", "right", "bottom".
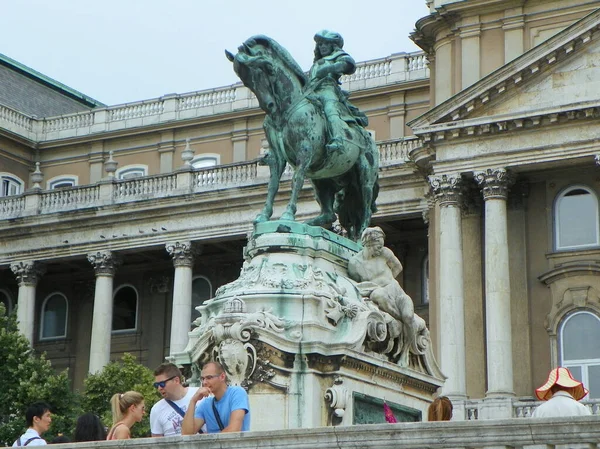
{"left": 306, "top": 179, "right": 337, "bottom": 228}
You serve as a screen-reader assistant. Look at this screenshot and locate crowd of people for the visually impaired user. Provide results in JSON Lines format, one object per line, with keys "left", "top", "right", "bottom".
{"left": 12, "top": 365, "right": 591, "bottom": 446}
{"left": 12, "top": 361, "right": 250, "bottom": 446}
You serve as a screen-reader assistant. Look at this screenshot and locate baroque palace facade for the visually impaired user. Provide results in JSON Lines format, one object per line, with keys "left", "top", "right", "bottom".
{"left": 1, "top": 0, "right": 600, "bottom": 422}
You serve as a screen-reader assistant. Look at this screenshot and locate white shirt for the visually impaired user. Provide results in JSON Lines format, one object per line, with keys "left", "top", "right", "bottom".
{"left": 150, "top": 387, "right": 207, "bottom": 436}
{"left": 12, "top": 429, "right": 46, "bottom": 446}
{"left": 532, "top": 391, "right": 591, "bottom": 418}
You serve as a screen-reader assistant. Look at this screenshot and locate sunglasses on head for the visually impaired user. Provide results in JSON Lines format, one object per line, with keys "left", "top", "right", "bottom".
{"left": 153, "top": 375, "right": 177, "bottom": 389}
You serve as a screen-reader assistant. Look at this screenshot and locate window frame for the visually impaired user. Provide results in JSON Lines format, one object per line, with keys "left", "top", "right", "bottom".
{"left": 111, "top": 284, "right": 139, "bottom": 334}
{"left": 0, "top": 173, "right": 24, "bottom": 197}
{"left": 558, "top": 309, "right": 600, "bottom": 400}
{"left": 421, "top": 254, "right": 429, "bottom": 305}
{"left": 39, "top": 292, "right": 68, "bottom": 341}
{"left": 0, "top": 289, "right": 13, "bottom": 315}
{"left": 554, "top": 184, "right": 600, "bottom": 251}
{"left": 115, "top": 165, "right": 148, "bottom": 180}
{"left": 47, "top": 175, "right": 78, "bottom": 190}
{"left": 191, "top": 154, "right": 220, "bottom": 169}
{"left": 191, "top": 275, "right": 213, "bottom": 320}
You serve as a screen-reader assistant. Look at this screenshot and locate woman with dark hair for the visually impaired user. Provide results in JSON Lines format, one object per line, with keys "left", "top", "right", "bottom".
{"left": 73, "top": 413, "right": 106, "bottom": 442}
{"left": 427, "top": 396, "right": 453, "bottom": 421}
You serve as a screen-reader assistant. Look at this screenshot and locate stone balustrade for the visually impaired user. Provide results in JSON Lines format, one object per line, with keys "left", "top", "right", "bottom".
{"left": 0, "top": 53, "right": 429, "bottom": 142}
{"left": 0, "top": 137, "right": 418, "bottom": 220}
{"left": 460, "top": 397, "right": 600, "bottom": 420}
{"left": 48, "top": 417, "right": 600, "bottom": 449}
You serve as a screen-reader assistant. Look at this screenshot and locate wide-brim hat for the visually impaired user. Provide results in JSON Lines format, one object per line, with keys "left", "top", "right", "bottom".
{"left": 535, "top": 367, "right": 589, "bottom": 401}
{"left": 314, "top": 30, "right": 344, "bottom": 48}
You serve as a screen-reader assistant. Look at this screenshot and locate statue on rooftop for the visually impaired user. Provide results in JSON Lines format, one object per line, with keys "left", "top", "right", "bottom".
{"left": 226, "top": 32, "right": 379, "bottom": 241}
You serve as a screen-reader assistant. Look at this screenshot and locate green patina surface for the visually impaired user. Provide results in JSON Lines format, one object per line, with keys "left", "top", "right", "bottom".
{"left": 353, "top": 392, "right": 421, "bottom": 424}
{"left": 253, "top": 220, "right": 361, "bottom": 252}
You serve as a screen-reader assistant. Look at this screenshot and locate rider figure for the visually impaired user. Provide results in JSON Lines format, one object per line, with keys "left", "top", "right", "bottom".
{"left": 309, "top": 30, "right": 360, "bottom": 153}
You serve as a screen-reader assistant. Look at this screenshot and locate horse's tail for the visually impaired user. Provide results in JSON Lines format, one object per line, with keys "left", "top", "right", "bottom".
{"left": 335, "top": 137, "right": 379, "bottom": 241}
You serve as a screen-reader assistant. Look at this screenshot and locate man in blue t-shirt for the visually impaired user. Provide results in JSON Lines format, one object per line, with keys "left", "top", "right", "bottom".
{"left": 182, "top": 361, "right": 250, "bottom": 434}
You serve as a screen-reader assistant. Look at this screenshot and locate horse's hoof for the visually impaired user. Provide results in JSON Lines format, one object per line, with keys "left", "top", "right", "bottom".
{"left": 305, "top": 213, "right": 336, "bottom": 227}
{"left": 254, "top": 214, "right": 269, "bottom": 224}
{"left": 280, "top": 212, "right": 296, "bottom": 222}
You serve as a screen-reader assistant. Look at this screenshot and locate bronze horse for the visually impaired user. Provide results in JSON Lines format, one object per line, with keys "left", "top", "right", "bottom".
{"left": 226, "top": 35, "right": 379, "bottom": 241}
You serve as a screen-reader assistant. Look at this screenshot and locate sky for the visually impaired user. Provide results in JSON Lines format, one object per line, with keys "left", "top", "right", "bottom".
{"left": 0, "top": 0, "right": 430, "bottom": 106}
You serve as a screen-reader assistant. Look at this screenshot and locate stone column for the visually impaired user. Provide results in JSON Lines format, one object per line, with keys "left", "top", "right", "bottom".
{"left": 10, "top": 261, "right": 45, "bottom": 344}
{"left": 429, "top": 174, "right": 467, "bottom": 400}
{"left": 166, "top": 241, "right": 198, "bottom": 355}
{"left": 474, "top": 168, "right": 515, "bottom": 397}
{"left": 87, "top": 251, "right": 120, "bottom": 373}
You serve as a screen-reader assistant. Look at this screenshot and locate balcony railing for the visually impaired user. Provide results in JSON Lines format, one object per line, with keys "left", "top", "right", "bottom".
{"left": 0, "top": 137, "right": 417, "bottom": 220}
{"left": 45, "top": 417, "right": 600, "bottom": 449}
{"left": 460, "top": 397, "right": 600, "bottom": 420}
{"left": 0, "top": 52, "right": 429, "bottom": 143}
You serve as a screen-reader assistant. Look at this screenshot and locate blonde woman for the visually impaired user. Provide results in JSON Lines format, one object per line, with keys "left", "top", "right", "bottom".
{"left": 106, "top": 391, "right": 145, "bottom": 440}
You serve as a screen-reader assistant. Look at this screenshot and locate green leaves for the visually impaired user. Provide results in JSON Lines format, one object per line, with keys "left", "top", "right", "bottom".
{"left": 0, "top": 304, "right": 79, "bottom": 446}
{"left": 82, "top": 353, "right": 160, "bottom": 438}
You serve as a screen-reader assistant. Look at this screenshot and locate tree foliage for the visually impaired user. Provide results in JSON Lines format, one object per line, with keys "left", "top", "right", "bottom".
{"left": 82, "top": 353, "right": 161, "bottom": 438}
{"left": 0, "top": 304, "right": 80, "bottom": 446}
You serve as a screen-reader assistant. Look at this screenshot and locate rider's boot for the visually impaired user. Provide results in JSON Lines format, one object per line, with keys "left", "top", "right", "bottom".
{"left": 326, "top": 136, "right": 343, "bottom": 152}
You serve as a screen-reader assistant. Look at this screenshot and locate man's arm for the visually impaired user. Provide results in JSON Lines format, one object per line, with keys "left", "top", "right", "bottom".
{"left": 149, "top": 405, "right": 164, "bottom": 437}
{"left": 221, "top": 409, "right": 246, "bottom": 432}
{"left": 383, "top": 247, "right": 402, "bottom": 278}
{"left": 181, "top": 388, "right": 209, "bottom": 435}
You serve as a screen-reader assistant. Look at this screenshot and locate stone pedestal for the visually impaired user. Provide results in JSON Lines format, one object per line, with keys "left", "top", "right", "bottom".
{"left": 173, "top": 221, "right": 444, "bottom": 430}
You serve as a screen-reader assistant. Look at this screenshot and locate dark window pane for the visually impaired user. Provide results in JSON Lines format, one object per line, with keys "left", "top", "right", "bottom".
{"left": 192, "top": 278, "right": 212, "bottom": 321}
{"left": 588, "top": 365, "right": 600, "bottom": 400}
{"left": 558, "top": 189, "right": 598, "bottom": 248}
{"left": 42, "top": 294, "right": 67, "bottom": 338}
{"left": 113, "top": 287, "right": 137, "bottom": 331}
{"left": 0, "top": 291, "right": 11, "bottom": 314}
{"left": 563, "top": 313, "right": 600, "bottom": 360}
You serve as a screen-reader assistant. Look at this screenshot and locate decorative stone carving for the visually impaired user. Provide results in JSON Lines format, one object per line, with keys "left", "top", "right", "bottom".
{"left": 324, "top": 376, "right": 349, "bottom": 422}
{"left": 165, "top": 241, "right": 200, "bottom": 267}
{"left": 181, "top": 138, "right": 194, "bottom": 167}
{"left": 474, "top": 168, "right": 515, "bottom": 200}
{"left": 348, "top": 227, "right": 430, "bottom": 367}
{"left": 104, "top": 151, "right": 118, "bottom": 179}
{"left": 428, "top": 174, "right": 463, "bottom": 207}
{"left": 10, "top": 261, "right": 46, "bottom": 286}
{"left": 213, "top": 338, "right": 256, "bottom": 388}
{"left": 87, "top": 251, "right": 121, "bottom": 276}
{"left": 30, "top": 162, "right": 43, "bottom": 190}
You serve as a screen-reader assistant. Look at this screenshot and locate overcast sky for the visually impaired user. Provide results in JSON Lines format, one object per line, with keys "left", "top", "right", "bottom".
{"left": 1, "top": 1, "right": 430, "bottom": 106}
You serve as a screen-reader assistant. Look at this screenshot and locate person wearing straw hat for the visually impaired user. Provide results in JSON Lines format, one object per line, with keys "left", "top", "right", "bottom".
{"left": 531, "top": 367, "right": 591, "bottom": 417}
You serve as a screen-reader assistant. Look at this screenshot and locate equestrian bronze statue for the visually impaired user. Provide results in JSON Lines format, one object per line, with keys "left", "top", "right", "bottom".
{"left": 226, "top": 31, "right": 379, "bottom": 241}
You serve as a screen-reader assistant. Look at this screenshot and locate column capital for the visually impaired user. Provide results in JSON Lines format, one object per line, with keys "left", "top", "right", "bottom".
{"left": 166, "top": 241, "right": 201, "bottom": 268}
{"left": 87, "top": 251, "right": 121, "bottom": 276}
{"left": 10, "top": 261, "right": 46, "bottom": 286}
{"left": 428, "top": 174, "right": 463, "bottom": 207}
{"left": 474, "top": 168, "right": 515, "bottom": 200}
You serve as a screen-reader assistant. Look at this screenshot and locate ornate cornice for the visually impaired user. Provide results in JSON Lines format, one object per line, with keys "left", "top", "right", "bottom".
{"left": 87, "top": 251, "right": 121, "bottom": 276}
{"left": 474, "top": 168, "right": 514, "bottom": 200}
{"left": 10, "top": 261, "right": 46, "bottom": 286}
{"left": 165, "top": 241, "right": 201, "bottom": 267}
{"left": 428, "top": 174, "right": 463, "bottom": 207}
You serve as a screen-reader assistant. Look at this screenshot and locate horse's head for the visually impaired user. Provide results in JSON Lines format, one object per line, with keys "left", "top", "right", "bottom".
{"left": 226, "top": 35, "right": 307, "bottom": 117}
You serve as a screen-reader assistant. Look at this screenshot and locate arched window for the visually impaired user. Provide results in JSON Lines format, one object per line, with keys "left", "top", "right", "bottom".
{"left": 559, "top": 310, "right": 600, "bottom": 399}
{"left": 40, "top": 293, "right": 68, "bottom": 340}
{"left": 421, "top": 254, "right": 429, "bottom": 305}
{"left": 0, "top": 289, "right": 13, "bottom": 314}
{"left": 47, "top": 175, "right": 78, "bottom": 190}
{"left": 116, "top": 165, "right": 148, "bottom": 180}
{"left": 192, "top": 154, "right": 220, "bottom": 169}
{"left": 554, "top": 185, "right": 599, "bottom": 250}
{"left": 112, "top": 285, "right": 138, "bottom": 332}
{"left": 191, "top": 276, "right": 212, "bottom": 322}
{"left": 0, "top": 173, "right": 24, "bottom": 197}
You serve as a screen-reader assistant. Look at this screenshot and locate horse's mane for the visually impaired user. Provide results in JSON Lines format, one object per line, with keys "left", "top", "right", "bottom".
{"left": 245, "top": 35, "right": 308, "bottom": 87}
